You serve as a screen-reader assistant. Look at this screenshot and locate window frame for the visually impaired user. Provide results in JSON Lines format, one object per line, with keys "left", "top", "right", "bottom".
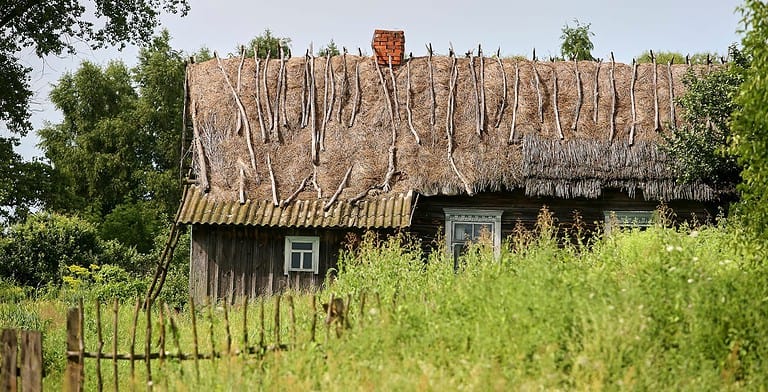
{"left": 603, "top": 210, "right": 654, "bottom": 233}
{"left": 284, "top": 236, "right": 320, "bottom": 275}
{"left": 444, "top": 209, "right": 503, "bottom": 259}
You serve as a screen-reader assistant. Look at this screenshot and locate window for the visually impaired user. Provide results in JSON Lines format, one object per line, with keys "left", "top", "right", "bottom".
{"left": 444, "top": 209, "right": 503, "bottom": 267}
{"left": 603, "top": 210, "right": 654, "bottom": 233}
{"left": 284, "top": 236, "right": 320, "bottom": 274}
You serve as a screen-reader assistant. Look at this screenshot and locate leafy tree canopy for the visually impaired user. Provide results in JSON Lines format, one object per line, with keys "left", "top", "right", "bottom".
{"left": 560, "top": 19, "right": 595, "bottom": 61}
{"left": 317, "top": 39, "right": 340, "bottom": 57}
{"left": 37, "top": 31, "right": 185, "bottom": 249}
{"left": 0, "top": 0, "right": 189, "bottom": 136}
{"left": 661, "top": 45, "right": 746, "bottom": 192}
{"left": 238, "top": 29, "right": 292, "bottom": 59}
{"left": 732, "top": 0, "right": 768, "bottom": 236}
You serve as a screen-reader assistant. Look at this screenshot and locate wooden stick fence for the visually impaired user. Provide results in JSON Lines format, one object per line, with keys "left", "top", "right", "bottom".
{"left": 64, "top": 292, "right": 375, "bottom": 391}
{"left": 1, "top": 328, "right": 42, "bottom": 392}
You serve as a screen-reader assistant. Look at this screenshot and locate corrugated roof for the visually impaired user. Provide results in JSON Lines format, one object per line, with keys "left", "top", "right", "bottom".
{"left": 177, "top": 186, "right": 414, "bottom": 228}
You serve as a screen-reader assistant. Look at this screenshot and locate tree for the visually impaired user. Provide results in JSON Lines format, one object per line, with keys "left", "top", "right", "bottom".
{"left": 0, "top": 0, "right": 188, "bottom": 136}
{"left": 0, "top": 138, "right": 56, "bottom": 223}
{"left": 38, "top": 31, "right": 186, "bottom": 252}
{"left": 560, "top": 19, "right": 595, "bottom": 61}
{"left": 317, "top": 39, "right": 340, "bottom": 57}
{"left": 732, "top": 0, "right": 768, "bottom": 236}
{"left": 239, "top": 29, "right": 291, "bottom": 59}
{"left": 661, "top": 45, "right": 745, "bottom": 192}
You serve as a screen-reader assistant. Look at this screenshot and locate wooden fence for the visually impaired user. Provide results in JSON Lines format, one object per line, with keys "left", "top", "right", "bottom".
{"left": 0, "top": 328, "right": 42, "bottom": 392}
{"left": 65, "top": 292, "right": 375, "bottom": 391}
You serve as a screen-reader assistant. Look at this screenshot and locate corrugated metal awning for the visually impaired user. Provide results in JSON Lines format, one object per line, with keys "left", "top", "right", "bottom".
{"left": 177, "top": 186, "right": 414, "bottom": 229}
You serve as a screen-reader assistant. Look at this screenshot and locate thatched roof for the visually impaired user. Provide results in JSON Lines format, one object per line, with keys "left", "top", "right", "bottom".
{"left": 183, "top": 51, "right": 717, "bottom": 220}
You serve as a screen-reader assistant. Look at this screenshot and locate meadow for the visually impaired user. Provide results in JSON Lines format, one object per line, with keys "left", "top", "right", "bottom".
{"left": 2, "top": 213, "right": 768, "bottom": 391}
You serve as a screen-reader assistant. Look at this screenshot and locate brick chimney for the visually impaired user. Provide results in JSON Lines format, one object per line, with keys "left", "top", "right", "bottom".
{"left": 372, "top": 29, "right": 405, "bottom": 67}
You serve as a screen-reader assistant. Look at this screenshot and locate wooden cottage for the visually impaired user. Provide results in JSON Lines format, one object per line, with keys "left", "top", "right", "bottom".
{"left": 178, "top": 30, "right": 723, "bottom": 301}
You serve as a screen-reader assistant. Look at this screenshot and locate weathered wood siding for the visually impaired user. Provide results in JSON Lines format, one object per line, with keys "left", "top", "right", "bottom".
{"left": 410, "top": 189, "right": 719, "bottom": 245}
{"left": 190, "top": 225, "right": 352, "bottom": 303}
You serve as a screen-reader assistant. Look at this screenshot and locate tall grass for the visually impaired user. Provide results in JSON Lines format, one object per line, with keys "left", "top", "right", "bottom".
{"left": 2, "top": 217, "right": 767, "bottom": 390}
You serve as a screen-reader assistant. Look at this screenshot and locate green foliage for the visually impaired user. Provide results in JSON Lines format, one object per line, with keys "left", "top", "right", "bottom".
{"left": 240, "top": 29, "right": 292, "bottom": 59}
{"left": 732, "top": 0, "right": 768, "bottom": 237}
{"left": 317, "top": 39, "right": 340, "bottom": 57}
{"left": 636, "top": 51, "right": 720, "bottom": 64}
{"left": 155, "top": 227, "right": 190, "bottom": 309}
{"left": 100, "top": 200, "right": 166, "bottom": 254}
{"left": 0, "top": 213, "right": 101, "bottom": 287}
{"left": 0, "top": 0, "right": 189, "bottom": 135}
{"left": 0, "top": 137, "right": 57, "bottom": 223}
{"left": 560, "top": 19, "right": 595, "bottom": 61}
{"left": 60, "top": 263, "right": 147, "bottom": 302}
{"left": 0, "top": 212, "right": 155, "bottom": 288}
{"left": 38, "top": 31, "right": 184, "bottom": 249}
{"left": 661, "top": 48, "right": 745, "bottom": 189}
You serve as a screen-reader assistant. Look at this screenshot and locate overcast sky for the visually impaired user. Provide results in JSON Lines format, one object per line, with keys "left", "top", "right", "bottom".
{"left": 12, "top": 0, "right": 742, "bottom": 158}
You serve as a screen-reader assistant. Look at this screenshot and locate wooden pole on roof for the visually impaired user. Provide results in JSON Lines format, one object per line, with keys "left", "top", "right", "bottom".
{"left": 254, "top": 48, "right": 267, "bottom": 141}
{"left": 267, "top": 153, "right": 279, "bottom": 207}
{"left": 427, "top": 43, "right": 436, "bottom": 126}
{"left": 405, "top": 59, "right": 421, "bottom": 144}
{"left": 479, "top": 44, "right": 486, "bottom": 132}
{"left": 469, "top": 52, "right": 482, "bottom": 135}
{"left": 235, "top": 46, "right": 246, "bottom": 136}
{"left": 301, "top": 51, "right": 309, "bottom": 128}
{"left": 216, "top": 53, "right": 257, "bottom": 170}
{"left": 348, "top": 58, "right": 361, "bottom": 127}
{"left": 509, "top": 63, "right": 520, "bottom": 144}
{"left": 309, "top": 48, "right": 318, "bottom": 164}
{"left": 652, "top": 50, "right": 661, "bottom": 132}
{"left": 532, "top": 61, "right": 544, "bottom": 123}
{"left": 387, "top": 56, "right": 402, "bottom": 124}
{"left": 609, "top": 52, "right": 616, "bottom": 141}
{"left": 324, "top": 166, "right": 353, "bottom": 211}
{"left": 667, "top": 59, "right": 676, "bottom": 127}
{"left": 190, "top": 99, "right": 210, "bottom": 192}
{"left": 273, "top": 46, "right": 285, "bottom": 137}
{"left": 337, "top": 48, "right": 348, "bottom": 123}
{"left": 262, "top": 50, "right": 273, "bottom": 129}
{"left": 494, "top": 50, "right": 507, "bottom": 129}
{"left": 375, "top": 57, "right": 397, "bottom": 146}
{"left": 446, "top": 52, "right": 473, "bottom": 196}
{"left": 571, "top": 59, "right": 582, "bottom": 132}
{"left": 629, "top": 59, "right": 638, "bottom": 145}
{"left": 593, "top": 60, "right": 601, "bottom": 123}
{"left": 552, "top": 68, "right": 564, "bottom": 140}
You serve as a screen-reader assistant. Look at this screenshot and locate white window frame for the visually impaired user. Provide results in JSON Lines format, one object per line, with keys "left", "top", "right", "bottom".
{"left": 603, "top": 210, "right": 654, "bottom": 234}
{"left": 444, "top": 209, "right": 503, "bottom": 259}
{"left": 284, "top": 236, "right": 320, "bottom": 275}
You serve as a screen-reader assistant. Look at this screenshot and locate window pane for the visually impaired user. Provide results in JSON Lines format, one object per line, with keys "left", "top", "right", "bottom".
{"left": 475, "top": 223, "right": 492, "bottom": 240}
{"left": 291, "top": 252, "right": 301, "bottom": 269}
{"left": 454, "top": 223, "right": 471, "bottom": 241}
{"left": 302, "top": 252, "right": 313, "bottom": 270}
{"left": 292, "top": 241, "right": 313, "bottom": 251}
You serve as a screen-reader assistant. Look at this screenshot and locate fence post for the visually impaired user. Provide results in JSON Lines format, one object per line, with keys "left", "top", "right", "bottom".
{"left": 21, "top": 330, "right": 42, "bottom": 392}
{"left": 65, "top": 307, "right": 83, "bottom": 392}
{"left": 1, "top": 329, "right": 18, "bottom": 392}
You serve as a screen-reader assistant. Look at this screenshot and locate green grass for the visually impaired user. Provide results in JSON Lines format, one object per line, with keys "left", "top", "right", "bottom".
{"left": 2, "top": 222, "right": 768, "bottom": 390}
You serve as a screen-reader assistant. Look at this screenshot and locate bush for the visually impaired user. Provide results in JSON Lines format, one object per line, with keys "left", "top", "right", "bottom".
{"left": 0, "top": 213, "right": 101, "bottom": 287}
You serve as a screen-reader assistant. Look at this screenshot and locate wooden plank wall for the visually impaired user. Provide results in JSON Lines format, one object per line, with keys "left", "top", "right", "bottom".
{"left": 410, "top": 189, "right": 720, "bottom": 246}
{"left": 190, "top": 226, "right": 351, "bottom": 303}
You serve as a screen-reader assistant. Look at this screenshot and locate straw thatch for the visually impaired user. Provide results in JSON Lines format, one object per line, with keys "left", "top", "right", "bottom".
{"left": 186, "top": 52, "right": 717, "bottom": 208}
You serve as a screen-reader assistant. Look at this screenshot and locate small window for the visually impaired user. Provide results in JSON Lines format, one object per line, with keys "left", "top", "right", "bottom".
{"left": 444, "top": 209, "right": 503, "bottom": 267}
{"left": 284, "top": 236, "right": 320, "bottom": 274}
{"left": 604, "top": 210, "right": 654, "bottom": 233}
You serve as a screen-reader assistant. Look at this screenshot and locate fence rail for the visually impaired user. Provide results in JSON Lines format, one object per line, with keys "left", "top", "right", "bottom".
{"left": 65, "top": 292, "right": 375, "bottom": 391}
{"left": 0, "top": 328, "right": 42, "bottom": 392}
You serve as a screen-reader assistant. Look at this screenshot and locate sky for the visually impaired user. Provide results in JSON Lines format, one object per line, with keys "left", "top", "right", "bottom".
{"left": 12, "top": 0, "right": 742, "bottom": 159}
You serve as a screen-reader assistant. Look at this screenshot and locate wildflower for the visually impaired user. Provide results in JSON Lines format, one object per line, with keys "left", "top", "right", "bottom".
{"left": 687, "top": 278, "right": 694, "bottom": 284}
{"left": 666, "top": 245, "right": 675, "bottom": 252}
{"left": 692, "top": 256, "right": 699, "bottom": 262}
{"left": 689, "top": 230, "right": 699, "bottom": 238}
{"left": 675, "top": 246, "right": 683, "bottom": 252}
